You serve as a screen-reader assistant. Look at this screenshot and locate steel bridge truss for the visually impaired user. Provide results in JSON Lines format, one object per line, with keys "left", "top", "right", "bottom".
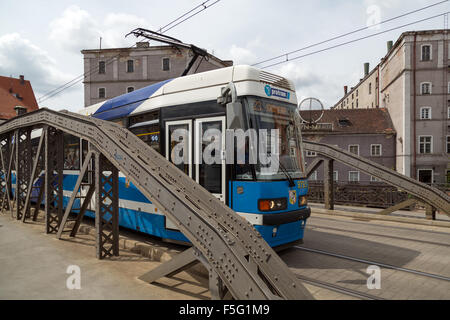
{"left": 0, "top": 108, "right": 313, "bottom": 300}
{"left": 304, "top": 141, "right": 450, "bottom": 218}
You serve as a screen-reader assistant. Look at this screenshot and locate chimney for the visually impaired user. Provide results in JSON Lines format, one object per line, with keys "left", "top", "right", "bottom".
{"left": 14, "top": 106, "right": 27, "bottom": 116}
{"left": 19, "top": 75, "right": 24, "bottom": 85}
{"left": 387, "top": 41, "right": 393, "bottom": 53}
{"left": 344, "top": 86, "right": 348, "bottom": 95}
{"left": 136, "top": 42, "right": 149, "bottom": 48}
{"left": 364, "top": 63, "right": 370, "bottom": 77}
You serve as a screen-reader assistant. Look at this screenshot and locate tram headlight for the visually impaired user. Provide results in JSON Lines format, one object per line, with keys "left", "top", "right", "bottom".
{"left": 258, "top": 198, "right": 287, "bottom": 211}
{"left": 299, "top": 196, "right": 308, "bottom": 207}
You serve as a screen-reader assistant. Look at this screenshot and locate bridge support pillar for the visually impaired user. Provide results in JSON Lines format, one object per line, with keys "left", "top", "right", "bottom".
{"left": 0, "top": 134, "right": 13, "bottom": 215}
{"left": 324, "top": 159, "right": 334, "bottom": 210}
{"left": 15, "top": 128, "right": 32, "bottom": 220}
{"left": 94, "top": 152, "right": 119, "bottom": 259}
{"left": 45, "top": 126, "right": 64, "bottom": 234}
{"left": 425, "top": 204, "right": 436, "bottom": 220}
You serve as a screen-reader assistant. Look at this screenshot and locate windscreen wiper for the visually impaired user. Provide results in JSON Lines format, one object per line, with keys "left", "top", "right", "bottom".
{"left": 276, "top": 157, "right": 296, "bottom": 187}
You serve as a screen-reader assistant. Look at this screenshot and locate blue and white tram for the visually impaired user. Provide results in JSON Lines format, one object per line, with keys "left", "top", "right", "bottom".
{"left": 18, "top": 65, "right": 311, "bottom": 247}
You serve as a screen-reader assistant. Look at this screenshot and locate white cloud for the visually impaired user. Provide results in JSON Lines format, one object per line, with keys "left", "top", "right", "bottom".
{"left": 49, "top": 6, "right": 153, "bottom": 54}
{"left": 269, "top": 62, "right": 344, "bottom": 109}
{"left": 229, "top": 45, "right": 257, "bottom": 65}
{"left": 49, "top": 5, "right": 100, "bottom": 53}
{"left": 0, "top": 33, "right": 74, "bottom": 95}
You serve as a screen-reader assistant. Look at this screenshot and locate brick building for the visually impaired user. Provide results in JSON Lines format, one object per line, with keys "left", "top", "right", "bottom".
{"left": 0, "top": 75, "right": 39, "bottom": 120}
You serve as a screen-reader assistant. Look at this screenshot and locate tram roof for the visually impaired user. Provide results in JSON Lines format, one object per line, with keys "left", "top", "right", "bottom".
{"left": 79, "top": 65, "right": 297, "bottom": 121}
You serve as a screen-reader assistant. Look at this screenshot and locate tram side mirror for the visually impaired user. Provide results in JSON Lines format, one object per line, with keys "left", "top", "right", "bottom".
{"left": 226, "top": 102, "right": 245, "bottom": 130}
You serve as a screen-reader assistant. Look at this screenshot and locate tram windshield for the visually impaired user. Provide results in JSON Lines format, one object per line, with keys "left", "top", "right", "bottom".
{"left": 235, "top": 97, "right": 305, "bottom": 181}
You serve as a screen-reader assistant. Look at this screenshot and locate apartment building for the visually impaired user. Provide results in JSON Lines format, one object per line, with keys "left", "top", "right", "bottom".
{"left": 82, "top": 42, "right": 233, "bottom": 107}
{"left": 333, "top": 62, "right": 380, "bottom": 111}
{"left": 333, "top": 30, "right": 450, "bottom": 184}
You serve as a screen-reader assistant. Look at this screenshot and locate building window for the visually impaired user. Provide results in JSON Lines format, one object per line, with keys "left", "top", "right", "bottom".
{"left": 448, "top": 106, "right": 450, "bottom": 119}
{"left": 420, "top": 107, "right": 432, "bottom": 120}
{"left": 418, "top": 169, "right": 433, "bottom": 184}
{"left": 356, "top": 99, "right": 359, "bottom": 109}
{"left": 369, "top": 83, "right": 372, "bottom": 94}
{"left": 421, "top": 45, "right": 431, "bottom": 61}
{"left": 98, "top": 88, "right": 106, "bottom": 99}
{"left": 309, "top": 171, "right": 317, "bottom": 181}
{"left": 371, "top": 176, "right": 381, "bottom": 182}
{"left": 352, "top": 93, "right": 354, "bottom": 99}
{"left": 333, "top": 171, "right": 338, "bottom": 182}
{"left": 419, "top": 136, "right": 432, "bottom": 154}
{"left": 99, "top": 61, "right": 105, "bottom": 74}
{"left": 127, "top": 60, "right": 134, "bottom": 73}
{"left": 356, "top": 90, "right": 358, "bottom": 97}
{"left": 447, "top": 136, "right": 450, "bottom": 154}
{"left": 352, "top": 102, "right": 354, "bottom": 109}
{"left": 420, "top": 82, "right": 431, "bottom": 95}
{"left": 349, "top": 171, "right": 360, "bottom": 182}
{"left": 348, "top": 145, "right": 359, "bottom": 156}
{"left": 448, "top": 82, "right": 450, "bottom": 94}
{"left": 162, "top": 58, "right": 170, "bottom": 71}
{"left": 370, "top": 144, "right": 382, "bottom": 156}
{"left": 306, "top": 151, "right": 317, "bottom": 157}
{"left": 127, "top": 87, "right": 135, "bottom": 93}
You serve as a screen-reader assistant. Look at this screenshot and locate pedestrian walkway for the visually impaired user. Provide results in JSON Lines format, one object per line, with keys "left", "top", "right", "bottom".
{"left": 0, "top": 214, "right": 210, "bottom": 300}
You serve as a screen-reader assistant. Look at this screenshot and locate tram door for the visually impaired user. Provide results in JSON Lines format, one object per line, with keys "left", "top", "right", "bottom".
{"left": 195, "top": 117, "right": 226, "bottom": 203}
{"left": 165, "top": 120, "right": 193, "bottom": 178}
{"left": 165, "top": 120, "right": 192, "bottom": 231}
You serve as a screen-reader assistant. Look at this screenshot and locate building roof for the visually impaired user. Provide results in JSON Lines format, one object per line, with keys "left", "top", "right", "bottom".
{"left": 81, "top": 44, "right": 233, "bottom": 67}
{"left": 383, "top": 29, "right": 449, "bottom": 62}
{"left": 301, "top": 108, "right": 396, "bottom": 135}
{"left": 0, "top": 75, "right": 39, "bottom": 120}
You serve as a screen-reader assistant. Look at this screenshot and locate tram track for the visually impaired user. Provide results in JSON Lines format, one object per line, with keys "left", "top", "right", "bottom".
{"left": 305, "top": 224, "right": 450, "bottom": 248}
{"left": 310, "top": 215, "right": 450, "bottom": 236}
{"left": 293, "top": 246, "right": 450, "bottom": 282}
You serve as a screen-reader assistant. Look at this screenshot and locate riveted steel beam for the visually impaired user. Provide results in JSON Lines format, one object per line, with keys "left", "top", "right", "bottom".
{"left": 15, "top": 128, "right": 32, "bottom": 220}
{"left": 57, "top": 150, "right": 94, "bottom": 239}
{"left": 305, "top": 158, "right": 323, "bottom": 178}
{"left": 22, "top": 130, "right": 45, "bottom": 222}
{"left": 45, "top": 126, "right": 64, "bottom": 234}
{"left": 95, "top": 152, "right": 119, "bottom": 259}
{"left": 0, "top": 135, "right": 13, "bottom": 215}
{"left": 324, "top": 159, "right": 334, "bottom": 210}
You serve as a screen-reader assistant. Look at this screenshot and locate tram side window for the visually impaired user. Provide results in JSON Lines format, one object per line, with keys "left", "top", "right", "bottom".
{"left": 130, "top": 124, "right": 160, "bottom": 153}
{"left": 128, "top": 111, "right": 160, "bottom": 152}
{"left": 64, "top": 134, "right": 80, "bottom": 170}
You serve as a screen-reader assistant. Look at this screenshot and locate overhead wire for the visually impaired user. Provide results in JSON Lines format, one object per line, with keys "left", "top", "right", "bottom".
{"left": 38, "top": 0, "right": 221, "bottom": 104}
{"left": 252, "top": 0, "right": 448, "bottom": 67}
{"left": 259, "top": 12, "right": 449, "bottom": 69}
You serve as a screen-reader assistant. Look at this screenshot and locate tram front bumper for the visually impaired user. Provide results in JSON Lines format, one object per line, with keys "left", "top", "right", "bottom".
{"left": 262, "top": 207, "right": 311, "bottom": 226}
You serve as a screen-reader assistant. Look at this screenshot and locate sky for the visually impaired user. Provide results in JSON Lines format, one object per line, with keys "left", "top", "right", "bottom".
{"left": 0, "top": 0, "right": 448, "bottom": 112}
